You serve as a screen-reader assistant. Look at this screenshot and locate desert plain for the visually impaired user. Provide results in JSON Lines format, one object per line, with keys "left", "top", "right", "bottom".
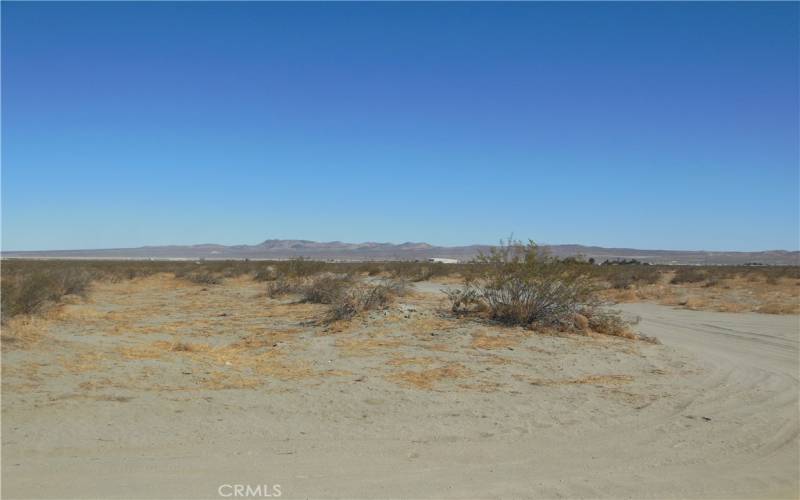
{"left": 1, "top": 265, "right": 798, "bottom": 499}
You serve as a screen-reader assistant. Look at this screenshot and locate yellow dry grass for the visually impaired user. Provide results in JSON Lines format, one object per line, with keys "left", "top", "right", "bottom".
{"left": 457, "top": 380, "right": 506, "bottom": 392}
{"left": 715, "top": 302, "right": 751, "bottom": 313}
{"left": 386, "top": 363, "right": 472, "bottom": 390}
{"left": 0, "top": 316, "right": 51, "bottom": 348}
{"left": 429, "top": 275, "right": 465, "bottom": 285}
{"left": 408, "top": 315, "right": 459, "bottom": 331}
{"left": 204, "top": 371, "right": 262, "bottom": 390}
{"left": 250, "top": 351, "right": 315, "bottom": 380}
{"left": 474, "top": 354, "right": 515, "bottom": 365}
{"left": 758, "top": 302, "right": 800, "bottom": 315}
{"left": 604, "top": 275, "right": 799, "bottom": 315}
{"left": 426, "top": 343, "right": 452, "bottom": 352}
{"left": 118, "top": 341, "right": 184, "bottom": 360}
{"left": 470, "top": 329, "right": 527, "bottom": 350}
{"left": 260, "top": 302, "right": 326, "bottom": 321}
{"left": 386, "top": 356, "right": 443, "bottom": 367}
{"left": 59, "top": 351, "right": 107, "bottom": 373}
{"left": 1, "top": 361, "right": 45, "bottom": 385}
{"left": 335, "top": 336, "right": 403, "bottom": 356}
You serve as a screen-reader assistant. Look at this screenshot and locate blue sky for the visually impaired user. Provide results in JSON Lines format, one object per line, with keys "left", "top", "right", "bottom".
{"left": 2, "top": 2, "right": 798, "bottom": 251}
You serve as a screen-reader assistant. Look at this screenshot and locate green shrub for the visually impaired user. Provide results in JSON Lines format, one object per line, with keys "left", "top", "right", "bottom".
{"left": 461, "top": 239, "right": 600, "bottom": 330}
{"left": 446, "top": 238, "right": 643, "bottom": 339}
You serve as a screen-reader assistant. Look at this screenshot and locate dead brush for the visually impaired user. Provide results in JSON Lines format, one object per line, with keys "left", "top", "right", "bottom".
{"left": 252, "top": 266, "right": 278, "bottom": 282}
{"left": 299, "top": 273, "right": 353, "bottom": 304}
{"left": 325, "top": 280, "right": 402, "bottom": 322}
{"left": 670, "top": 267, "right": 707, "bottom": 285}
{"left": 1, "top": 268, "right": 93, "bottom": 322}
{"left": 184, "top": 270, "right": 222, "bottom": 285}
{"left": 445, "top": 287, "right": 482, "bottom": 314}
{"left": 172, "top": 265, "right": 223, "bottom": 285}
{"left": 265, "top": 275, "right": 300, "bottom": 298}
{"left": 581, "top": 309, "right": 660, "bottom": 343}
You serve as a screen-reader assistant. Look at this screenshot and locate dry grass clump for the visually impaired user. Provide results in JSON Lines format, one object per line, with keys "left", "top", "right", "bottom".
{"left": 583, "top": 309, "right": 635, "bottom": 337}
{"left": 386, "top": 356, "right": 442, "bottom": 367}
{"left": 325, "top": 279, "right": 406, "bottom": 322}
{"left": 470, "top": 330, "right": 526, "bottom": 350}
{"left": 758, "top": 302, "right": 799, "bottom": 315}
{"left": 59, "top": 351, "right": 107, "bottom": 373}
{"left": 300, "top": 274, "right": 354, "bottom": 304}
{"left": 202, "top": 371, "right": 262, "bottom": 390}
{"left": 264, "top": 272, "right": 355, "bottom": 302}
{"left": 335, "top": 337, "right": 403, "bottom": 356}
{"left": 0, "top": 316, "right": 52, "bottom": 347}
{"left": 445, "top": 287, "right": 483, "bottom": 315}
{"left": 115, "top": 336, "right": 318, "bottom": 389}
{"left": 580, "top": 309, "right": 661, "bottom": 343}
{"left": 387, "top": 362, "right": 471, "bottom": 390}
{"left": 470, "top": 335, "right": 518, "bottom": 350}
{"left": 265, "top": 276, "right": 299, "bottom": 298}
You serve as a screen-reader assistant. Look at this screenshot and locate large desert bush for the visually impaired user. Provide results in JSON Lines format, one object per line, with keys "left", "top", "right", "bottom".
{"left": 448, "top": 239, "right": 641, "bottom": 338}
{"left": 465, "top": 239, "right": 598, "bottom": 329}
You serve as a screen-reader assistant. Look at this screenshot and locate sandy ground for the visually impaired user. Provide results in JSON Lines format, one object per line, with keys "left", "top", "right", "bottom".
{"left": 1, "top": 276, "right": 798, "bottom": 499}
{"left": 600, "top": 274, "right": 800, "bottom": 315}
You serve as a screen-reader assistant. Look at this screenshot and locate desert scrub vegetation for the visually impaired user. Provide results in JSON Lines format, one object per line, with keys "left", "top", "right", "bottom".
{"left": 670, "top": 267, "right": 708, "bottom": 285}
{"left": 262, "top": 270, "right": 406, "bottom": 322}
{"left": 2, "top": 258, "right": 798, "bottom": 321}
{"left": 1, "top": 267, "right": 93, "bottom": 322}
{"left": 596, "top": 265, "right": 662, "bottom": 289}
{"left": 326, "top": 279, "right": 406, "bottom": 322}
{"left": 263, "top": 273, "right": 353, "bottom": 302}
{"left": 174, "top": 268, "right": 225, "bottom": 285}
{"left": 445, "top": 239, "right": 649, "bottom": 340}
{"left": 299, "top": 273, "right": 354, "bottom": 304}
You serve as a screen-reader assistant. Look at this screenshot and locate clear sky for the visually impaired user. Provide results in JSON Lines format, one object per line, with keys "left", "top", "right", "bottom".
{"left": 2, "top": 2, "right": 798, "bottom": 252}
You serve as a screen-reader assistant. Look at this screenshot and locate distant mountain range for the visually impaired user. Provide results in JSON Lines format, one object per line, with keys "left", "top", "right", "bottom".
{"left": 3, "top": 239, "right": 798, "bottom": 265}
